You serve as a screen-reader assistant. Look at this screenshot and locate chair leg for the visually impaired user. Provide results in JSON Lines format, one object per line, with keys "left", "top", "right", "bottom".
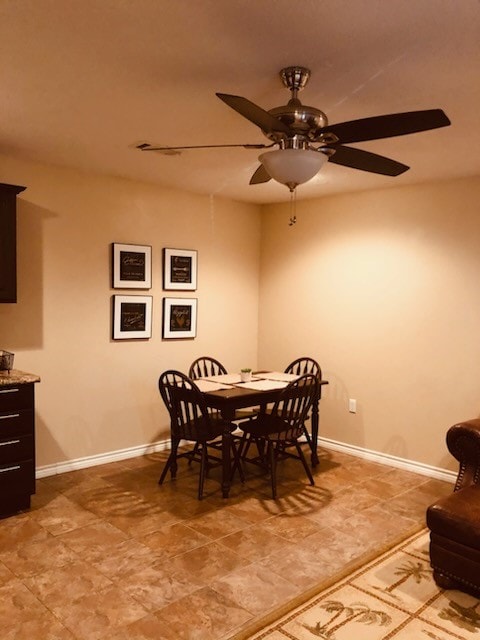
{"left": 268, "top": 442, "right": 277, "bottom": 500}
{"left": 256, "top": 437, "right": 267, "bottom": 465}
{"left": 159, "top": 438, "right": 179, "bottom": 484}
{"left": 158, "top": 453, "right": 173, "bottom": 485}
{"left": 198, "top": 443, "right": 208, "bottom": 500}
{"left": 231, "top": 439, "right": 245, "bottom": 483}
{"left": 241, "top": 433, "right": 252, "bottom": 459}
{"left": 302, "top": 424, "right": 313, "bottom": 453}
{"left": 295, "top": 441, "right": 315, "bottom": 486}
{"left": 188, "top": 442, "right": 200, "bottom": 465}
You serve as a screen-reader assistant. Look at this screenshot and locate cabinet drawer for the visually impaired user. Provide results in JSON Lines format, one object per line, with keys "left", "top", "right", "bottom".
{"left": 0, "top": 433, "right": 34, "bottom": 464}
{"left": 0, "top": 384, "right": 34, "bottom": 411}
{"left": 0, "top": 409, "right": 33, "bottom": 437}
{"left": 0, "top": 458, "right": 35, "bottom": 493}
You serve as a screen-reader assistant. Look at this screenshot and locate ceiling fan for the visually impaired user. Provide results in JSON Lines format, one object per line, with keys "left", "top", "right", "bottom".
{"left": 138, "top": 66, "right": 451, "bottom": 191}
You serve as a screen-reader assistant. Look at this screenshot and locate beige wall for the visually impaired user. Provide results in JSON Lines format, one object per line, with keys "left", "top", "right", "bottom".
{"left": 0, "top": 155, "right": 261, "bottom": 467}
{"left": 259, "top": 176, "right": 480, "bottom": 472}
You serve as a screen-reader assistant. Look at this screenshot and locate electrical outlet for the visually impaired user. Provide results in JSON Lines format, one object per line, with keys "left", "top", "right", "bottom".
{"left": 348, "top": 398, "right": 357, "bottom": 413}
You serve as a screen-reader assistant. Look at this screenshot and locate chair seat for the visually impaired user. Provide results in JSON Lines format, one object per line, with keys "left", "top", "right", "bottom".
{"left": 240, "top": 414, "right": 295, "bottom": 441}
{"left": 427, "top": 485, "right": 480, "bottom": 552}
{"left": 181, "top": 413, "right": 232, "bottom": 442}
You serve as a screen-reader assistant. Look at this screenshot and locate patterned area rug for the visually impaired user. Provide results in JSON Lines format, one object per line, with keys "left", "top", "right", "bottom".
{"left": 245, "top": 530, "right": 480, "bottom": 639}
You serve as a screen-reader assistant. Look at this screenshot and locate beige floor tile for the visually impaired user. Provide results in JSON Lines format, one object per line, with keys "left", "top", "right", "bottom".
{"left": 115, "top": 557, "right": 204, "bottom": 611}
{"left": 89, "top": 537, "right": 165, "bottom": 579}
{"left": 218, "top": 522, "right": 295, "bottom": 562}
{"left": 140, "top": 521, "right": 211, "bottom": 557}
{"left": 357, "top": 476, "right": 410, "bottom": 500}
{"left": 29, "top": 493, "right": 99, "bottom": 535}
{"left": 260, "top": 512, "right": 324, "bottom": 541}
{"left": 2, "top": 610, "right": 75, "bottom": 639}
{"left": 0, "top": 578, "right": 52, "bottom": 624}
{"left": 24, "top": 558, "right": 113, "bottom": 609}
{"left": 335, "top": 505, "right": 417, "bottom": 553}
{"left": 57, "top": 521, "right": 129, "bottom": 562}
{"left": 186, "top": 508, "right": 252, "bottom": 540}
{"left": 2, "top": 535, "right": 80, "bottom": 578}
{"left": 153, "top": 586, "right": 253, "bottom": 640}
{"left": 51, "top": 584, "right": 149, "bottom": 640}
{"left": 0, "top": 514, "right": 51, "bottom": 551}
{"left": 167, "top": 540, "right": 251, "bottom": 585}
{"left": 107, "top": 613, "right": 179, "bottom": 640}
{"left": 0, "top": 561, "right": 16, "bottom": 587}
{"left": 211, "top": 562, "right": 300, "bottom": 615}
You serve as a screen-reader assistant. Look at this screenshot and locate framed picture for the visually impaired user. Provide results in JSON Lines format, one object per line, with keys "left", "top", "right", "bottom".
{"left": 163, "top": 297, "right": 197, "bottom": 339}
{"left": 112, "top": 295, "right": 152, "bottom": 340}
{"left": 163, "top": 248, "right": 197, "bottom": 290}
{"left": 112, "top": 243, "right": 152, "bottom": 289}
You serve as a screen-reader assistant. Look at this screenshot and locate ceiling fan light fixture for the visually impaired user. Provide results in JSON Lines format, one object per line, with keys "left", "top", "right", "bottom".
{"left": 259, "top": 148, "right": 328, "bottom": 190}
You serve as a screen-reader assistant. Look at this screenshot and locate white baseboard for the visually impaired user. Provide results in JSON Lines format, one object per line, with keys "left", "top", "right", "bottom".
{"left": 36, "top": 439, "right": 170, "bottom": 479}
{"left": 318, "top": 436, "right": 456, "bottom": 484}
{"left": 36, "top": 435, "right": 457, "bottom": 485}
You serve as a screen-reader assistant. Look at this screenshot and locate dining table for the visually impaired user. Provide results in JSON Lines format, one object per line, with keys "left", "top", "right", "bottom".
{"left": 196, "top": 372, "right": 329, "bottom": 498}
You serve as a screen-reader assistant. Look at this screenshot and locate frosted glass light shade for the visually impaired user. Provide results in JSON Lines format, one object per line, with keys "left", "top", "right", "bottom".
{"left": 259, "top": 149, "right": 328, "bottom": 188}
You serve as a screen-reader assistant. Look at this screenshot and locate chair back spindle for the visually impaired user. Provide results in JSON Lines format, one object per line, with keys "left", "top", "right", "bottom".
{"left": 189, "top": 356, "right": 227, "bottom": 380}
{"left": 285, "top": 356, "right": 322, "bottom": 380}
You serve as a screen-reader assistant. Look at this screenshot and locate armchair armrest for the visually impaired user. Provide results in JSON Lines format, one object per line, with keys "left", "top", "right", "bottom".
{"left": 447, "top": 419, "right": 480, "bottom": 491}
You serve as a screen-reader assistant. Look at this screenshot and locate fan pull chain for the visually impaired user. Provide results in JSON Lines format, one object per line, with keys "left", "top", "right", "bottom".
{"left": 289, "top": 187, "right": 297, "bottom": 226}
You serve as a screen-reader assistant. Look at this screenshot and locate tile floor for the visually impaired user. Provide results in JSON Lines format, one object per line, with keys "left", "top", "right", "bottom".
{"left": 0, "top": 447, "right": 453, "bottom": 640}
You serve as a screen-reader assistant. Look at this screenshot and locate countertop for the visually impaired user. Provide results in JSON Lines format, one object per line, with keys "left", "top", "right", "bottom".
{"left": 0, "top": 369, "right": 41, "bottom": 386}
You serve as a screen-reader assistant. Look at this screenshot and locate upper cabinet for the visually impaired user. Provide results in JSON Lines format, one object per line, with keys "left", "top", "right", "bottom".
{"left": 0, "top": 183, "right": 26, "bottom": 303}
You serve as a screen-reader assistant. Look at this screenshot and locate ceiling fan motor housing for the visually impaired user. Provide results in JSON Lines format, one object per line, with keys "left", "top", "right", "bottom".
{"left": 268, "top": 103, "right": 328, "bottom": 144}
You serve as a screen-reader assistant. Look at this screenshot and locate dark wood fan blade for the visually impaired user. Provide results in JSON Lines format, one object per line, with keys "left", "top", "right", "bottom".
{"left": 328, "top": 145, "right": 409, "bottom": 176}
{"left": 137, "top": 142, "right": 268, "bottom": 151}
{"left": 216, "top": 93, "right": 292, "bottom": 136}
{"left": 249, "top": 164, "right": 271, "bottom": 185}
{"left": 321, "top": 110, "right": 450, "bottom": 144}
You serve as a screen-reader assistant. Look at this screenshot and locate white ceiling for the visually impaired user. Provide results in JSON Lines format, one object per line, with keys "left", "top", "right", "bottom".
{"left": 1, "top": 0, "right": 479, "bottom": 204}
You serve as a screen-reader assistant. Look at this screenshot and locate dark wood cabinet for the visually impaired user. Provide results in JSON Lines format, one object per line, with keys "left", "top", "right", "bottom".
{"left": 0, "top": 382, "right": 36, "bottom": 517}
{"left": 0, "top": 182, "right": 27, "bottom": 303}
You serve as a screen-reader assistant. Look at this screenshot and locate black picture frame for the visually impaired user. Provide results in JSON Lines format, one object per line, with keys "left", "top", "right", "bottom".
{"left": 112, "top": 295, "right": 153, "bottom": 339}
{"left": 163, "top": 248, "right": 197, "bottom": 290}
{"left": 112, "top": 243, "right": 152, "bottom": 289}
{"left": 162, "top": 297, "right": 197, "bottom": 339}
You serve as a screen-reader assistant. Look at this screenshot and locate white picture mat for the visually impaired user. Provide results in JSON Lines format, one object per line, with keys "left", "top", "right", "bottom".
{"left": 112, "top": 295, "right": 152, "bottom": 339}
{"left": 163, "top": 248, "right": 197, "bottom": 290}
{"left": 112, "top": 243, "right": 151, "bottom": 289}
{"left": 162, "top": 297, "right": 197, "bottom": 338}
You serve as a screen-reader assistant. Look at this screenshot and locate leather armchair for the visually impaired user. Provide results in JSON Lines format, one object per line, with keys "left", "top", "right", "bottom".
{"left": 426, "top": 419, "right": 480, "bottom": 596}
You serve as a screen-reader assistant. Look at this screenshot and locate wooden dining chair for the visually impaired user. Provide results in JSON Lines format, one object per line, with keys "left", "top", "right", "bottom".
{"left": 284, "top": 356, "right": 322, "bottom": 456}
{"left": 188, "top": 356, "right": 227, "bottom": 379}
{"left": 233, "top": 374, "right": 318, "bottom": 499}
{"left": 158, "top": 369, "right": 243, "bottom": 500}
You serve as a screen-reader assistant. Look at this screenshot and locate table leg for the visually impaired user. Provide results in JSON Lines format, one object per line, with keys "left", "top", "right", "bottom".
{"left": 220, "top": 407, "right": 235, "bottom": 499}
{"left": 311, "top": 399, "right": 320, "bottom": 467}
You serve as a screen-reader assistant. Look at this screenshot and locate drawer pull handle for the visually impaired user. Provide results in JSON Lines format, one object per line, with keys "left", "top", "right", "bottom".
{"left": 0, "top": 413, "right": 20, "bottom": 420}
{"left": 0, "top": 439, "right": 20, "bottom": 447}
{"left": 0, "top": 388, "right": 19, "bottom": 394}
{"left": 0, "top": 465, "right": 21, "bottom": 473}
